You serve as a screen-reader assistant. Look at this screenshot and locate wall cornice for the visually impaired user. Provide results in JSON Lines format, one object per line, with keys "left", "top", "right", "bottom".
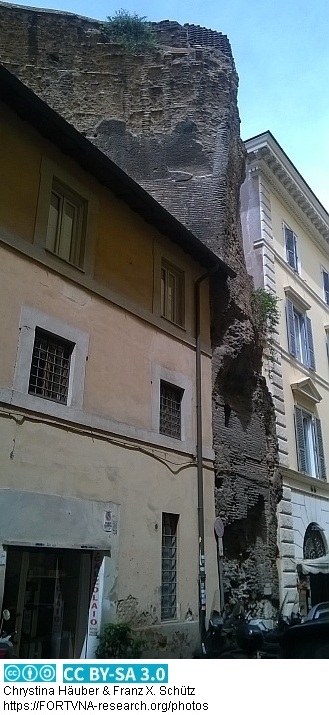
{"left": 246, "top": 135, "right": 329, "bottom": 257}
{"left": 281, "top": 466, "right": 329, "bottom": 498}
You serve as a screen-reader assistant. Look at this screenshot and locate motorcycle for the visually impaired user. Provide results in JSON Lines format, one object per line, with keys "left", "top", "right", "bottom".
{"left": 0, "top": 609, "right": 14, "bottom": 658}
{"left": 201, "top": 592, "right": 301, "bottom": 658}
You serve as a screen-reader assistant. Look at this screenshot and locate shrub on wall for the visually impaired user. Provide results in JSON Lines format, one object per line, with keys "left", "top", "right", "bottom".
{"left": 251, "top": 287, "right": 280, "bottom": 362}
{"left": 103, "top": 10, "right": 157, "bottom": 51}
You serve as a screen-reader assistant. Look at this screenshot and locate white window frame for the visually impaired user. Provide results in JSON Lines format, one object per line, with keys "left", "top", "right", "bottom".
{"left": 294, "top": 405, "right": 326, "bottom": 480}
{"left": 34, "top": 157, "right": 97, "bottom": 276}
{"left": 285, "top": 291, "right": 315, "bottom": 370}
{"left": 161, "top": 260, "right": 185, "bottom": 328}
{"left": 46, "top": 179, "right": 87, "bottom": 268}
{"left": 13, "top": 306, "right": 89, "bottom": 415}
{"left": 293, "top": 307, "right": 308, "bottom": 364}
{"left": 322, "top": 267, "right": 329, "bottom": 305}
{"left": 284, "top": 223, "right": 299, "bottom": 273}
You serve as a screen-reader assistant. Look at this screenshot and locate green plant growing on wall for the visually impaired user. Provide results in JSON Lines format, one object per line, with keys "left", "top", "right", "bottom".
{"left": 251, "top": 287, "right": 280, "bottom": 363}
{"left": 96, "top": 623, "right": 145, "bottom": 659}
{"left": 103, "top": 10, "right": 157, "bottom": 51}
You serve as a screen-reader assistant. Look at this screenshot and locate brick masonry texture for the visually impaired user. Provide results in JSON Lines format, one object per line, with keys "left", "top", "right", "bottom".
{"left": 0, "top": 2, "right": 281, "bottom": 614}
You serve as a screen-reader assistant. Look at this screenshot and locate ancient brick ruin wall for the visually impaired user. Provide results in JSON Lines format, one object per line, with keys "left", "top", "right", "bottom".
{"left": 0, "top": 2, "right": 281, "bottom": 613}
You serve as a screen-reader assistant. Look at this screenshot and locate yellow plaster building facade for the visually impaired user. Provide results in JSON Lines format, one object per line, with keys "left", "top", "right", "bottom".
{"left": 241, "top": 132, "right": 329, "bottom": 614}
{"left": 0, "top": 67, "right": 232, "bottom": 657}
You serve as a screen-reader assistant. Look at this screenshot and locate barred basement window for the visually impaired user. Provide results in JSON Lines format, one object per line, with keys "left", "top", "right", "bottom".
{"left": 159, "top": 381, "right": 183, "bottom": 440}
{"left": 29, "top": 329, "right": 73, "bottom": 404}
{"left": 161, "top": 513, "right": 179, "bottom": 620}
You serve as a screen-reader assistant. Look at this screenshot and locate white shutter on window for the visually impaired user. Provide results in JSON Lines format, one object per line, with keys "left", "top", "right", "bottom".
{"left": 323, "top": 270, "right": 329, "bottom": 305}
{"left": 285, "top": 227, "right": 296, "bottom": 270}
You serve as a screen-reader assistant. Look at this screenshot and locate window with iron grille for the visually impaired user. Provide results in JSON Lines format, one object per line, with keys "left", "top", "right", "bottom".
{"left": 161, "top": 513, "right": 179, "bottom": 620}
{"left": 159, "top": 381, "right": 183, "bottom": 440}
{"left": 28, "top": 329, "right": 73, "bottom": 404}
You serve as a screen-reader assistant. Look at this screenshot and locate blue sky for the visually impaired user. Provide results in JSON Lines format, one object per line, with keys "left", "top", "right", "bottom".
{"left": 9, "top": 0, "right": 329, "bottom": 211}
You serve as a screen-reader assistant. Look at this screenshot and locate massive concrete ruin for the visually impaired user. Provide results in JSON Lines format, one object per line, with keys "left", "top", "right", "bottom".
{"left": 0, "top": 2, "right": 281, "bottom": 614}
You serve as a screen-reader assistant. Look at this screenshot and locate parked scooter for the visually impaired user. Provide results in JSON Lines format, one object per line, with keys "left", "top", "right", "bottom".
{"left": 202, "top": 592, "right": 301, "bottom": 658}
{"left": 0, "top": 610, "right": 14, "bottom": 658}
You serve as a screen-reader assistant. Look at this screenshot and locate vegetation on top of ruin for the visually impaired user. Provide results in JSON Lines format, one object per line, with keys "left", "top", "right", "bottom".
{"left": 251, "top": 287, "right": 280, "bottom": 362}
{"left": 102, "top": 10, "right": 158, "bottom": 51}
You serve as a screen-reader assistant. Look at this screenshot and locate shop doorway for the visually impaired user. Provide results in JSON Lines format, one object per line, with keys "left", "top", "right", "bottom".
{"left": 300, "top": 523, "right": 329, "bottom": 609}
{"left": 2, "top": 547, "right": 95, "bottom": 658}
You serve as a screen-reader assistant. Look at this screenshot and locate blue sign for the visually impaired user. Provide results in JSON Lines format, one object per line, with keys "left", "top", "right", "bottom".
{"left": 63, "top": 664, "right": 168, "bottom": 683}
{"left": 4, "top": 664, "right": 56, "bottom": 682}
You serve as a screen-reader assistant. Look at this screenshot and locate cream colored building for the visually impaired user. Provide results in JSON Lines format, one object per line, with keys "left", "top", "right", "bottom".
{"left": 241, "top": 131, "right": 329, "bottom": 614}
{"left": 0, "top": 66, "right": 233, "bottom": 658}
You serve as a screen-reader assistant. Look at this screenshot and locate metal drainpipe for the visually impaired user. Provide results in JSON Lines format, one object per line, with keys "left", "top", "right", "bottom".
{"left": 195, "top": 266, "right": 219, "bottom": 648}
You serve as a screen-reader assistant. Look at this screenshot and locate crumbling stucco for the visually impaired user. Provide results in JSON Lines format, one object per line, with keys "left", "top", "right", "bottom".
{"left": 0, "top": 3, "right": 281, "bottom": 616}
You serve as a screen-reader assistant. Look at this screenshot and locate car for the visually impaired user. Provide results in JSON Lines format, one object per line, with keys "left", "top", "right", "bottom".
{"left": 302, "top": 601, "right": 329, "bottom": 622}
{"left": 281, "top": 619, "right": 329, "bottom": 658}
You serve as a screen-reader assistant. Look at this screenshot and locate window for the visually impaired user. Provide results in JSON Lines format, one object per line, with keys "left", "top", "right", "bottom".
{"left": 46, "top": 180, "right": 86, "bottom": 267}
{"left": 295, "top": 406, "right": 326, "bottom": 480}
{"left": 286, "top": 299, "right": 315, "bottom": 369}
{"left": 28, "top": 329, "right": 74, "bottom": 404}
{"left": 161, "top": 513, "right": 179, "bottom": 620}
{"left": 161, "top": 261, "right": 185, "bottom": 327}
{"left": 13, "top": 307, "right": 89, "bottom": 415}
{"left": 284, "top": 225, "right": 299, "bottom": 272}
{"left": 323, "top": 269, "right": 329, "bottom": 305}
{"left": 159, "top": 381, "right": 183, "bottom": 440}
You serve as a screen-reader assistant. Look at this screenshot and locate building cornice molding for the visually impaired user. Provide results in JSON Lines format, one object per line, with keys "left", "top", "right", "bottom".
{"left": 0, "top": 389, "right": 215, "bottom": 463}
{"left": 291, "top": 377, "right": 322, "bottom": 404}
{"left": 284, "top": 285, "right": 311, "bottom": 312}
{"left": 278, "top": 344, "right": 329, "bottom": 393}
{"left": 0, "top": 234, "right": 213, "bottom": 357}
{"left": 280, "top": 466, "right": 329, "bottom": 498}
{"left": 246, "top": 135, "right": 329, "bottom": 255}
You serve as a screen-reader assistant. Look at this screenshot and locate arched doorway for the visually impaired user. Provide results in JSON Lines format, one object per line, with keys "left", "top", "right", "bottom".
{"left": 303, "top": 523, "right": 327, "bottom": 560}
{"left": 303, "top": 523, "right": 329, "bottom": 606}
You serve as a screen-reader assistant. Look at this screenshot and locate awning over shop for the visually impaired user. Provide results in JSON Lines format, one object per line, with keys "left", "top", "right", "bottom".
{"left": 298, "top": 555, "right": 329, "bottom": 575}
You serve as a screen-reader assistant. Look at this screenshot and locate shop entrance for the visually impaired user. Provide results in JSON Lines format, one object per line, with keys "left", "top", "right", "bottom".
{"left": 2, "top": 547, "right": 94, "bottom": 658}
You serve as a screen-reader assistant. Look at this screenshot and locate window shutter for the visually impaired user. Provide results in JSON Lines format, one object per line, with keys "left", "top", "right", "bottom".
{"left": 314, "top": 417, "right": 326, "bottom": 480}
{"left": 285, "top": 227, "right": 296, "bottom": 269}
{"left": 286, "top": 299, "right": 297, "bottom": 356}
{"left": 323, "top": 271, "right": 329, "bottom": 305}
{"left": 295, "top": 407, "right": 307, "bottom": 474}
{"left": 306, "top": 316, "right": 316, "bottom": 370}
